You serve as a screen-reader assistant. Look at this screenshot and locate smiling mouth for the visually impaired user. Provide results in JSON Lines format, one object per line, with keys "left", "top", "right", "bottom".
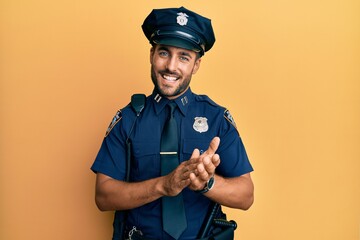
{"left": 162, "top": 74, "right": 179, "bottom": 82}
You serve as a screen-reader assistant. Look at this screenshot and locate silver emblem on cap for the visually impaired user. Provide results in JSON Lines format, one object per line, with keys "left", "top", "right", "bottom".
{"left": 193, "top": 117, "right": 208, "bottom": 133}
{"left": 177, "top": 12, "right": 189, "bottom": 26}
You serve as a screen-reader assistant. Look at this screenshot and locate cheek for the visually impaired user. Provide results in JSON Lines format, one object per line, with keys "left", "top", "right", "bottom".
{"left": 181, "top": 65, "right": 195, "bottom": 76}
{"left": 152, "top": 58, "right": 165, "bottom": 71}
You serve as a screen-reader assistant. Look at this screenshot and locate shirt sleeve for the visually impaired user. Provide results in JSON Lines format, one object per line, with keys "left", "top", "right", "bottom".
{"left": 216, "top": 112, "right": 253, "bottom": 177}
{"left": 90, "top": 116, "right": 127, "bottom": 181}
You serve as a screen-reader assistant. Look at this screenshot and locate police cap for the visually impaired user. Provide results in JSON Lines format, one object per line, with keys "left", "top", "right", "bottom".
{"left": 142, "top": 7, "right": 215, "bottom": 56}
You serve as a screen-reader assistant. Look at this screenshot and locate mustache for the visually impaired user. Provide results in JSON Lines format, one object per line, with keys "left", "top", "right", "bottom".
{"left": 159, "top": 70, "right": 180, "bottom": 77}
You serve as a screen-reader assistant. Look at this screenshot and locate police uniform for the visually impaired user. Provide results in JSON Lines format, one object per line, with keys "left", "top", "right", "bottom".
{"left": 91, "top": 6, "right": 253, "bottom": 240}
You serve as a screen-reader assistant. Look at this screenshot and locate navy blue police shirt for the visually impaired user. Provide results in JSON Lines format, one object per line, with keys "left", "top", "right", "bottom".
{"left": 91, "top": 87, "right": 253, "bottom": 240}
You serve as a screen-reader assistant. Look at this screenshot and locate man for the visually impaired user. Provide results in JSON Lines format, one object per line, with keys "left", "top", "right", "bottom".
{"left": 91, "top": 6, "right": 254, "bottom": 240}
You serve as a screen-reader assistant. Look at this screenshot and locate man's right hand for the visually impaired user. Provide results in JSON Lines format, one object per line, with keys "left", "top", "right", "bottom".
{"left": 161, "top": 160, "right": 192, "bottom": 196}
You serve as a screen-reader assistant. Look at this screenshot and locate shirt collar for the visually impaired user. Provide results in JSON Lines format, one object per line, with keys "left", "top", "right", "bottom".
{"left": 152, "top": 88, "right": 194, "bottom": 116}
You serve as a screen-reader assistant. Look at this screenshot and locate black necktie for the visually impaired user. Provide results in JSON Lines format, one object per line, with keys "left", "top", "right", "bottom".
{"left": 160, "top": 102, "right": 187, "bottom": 239}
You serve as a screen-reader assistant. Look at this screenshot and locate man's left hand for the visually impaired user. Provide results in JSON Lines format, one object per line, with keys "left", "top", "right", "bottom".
{"left": 185, "top": 137, "right": 221, "bottom": 191}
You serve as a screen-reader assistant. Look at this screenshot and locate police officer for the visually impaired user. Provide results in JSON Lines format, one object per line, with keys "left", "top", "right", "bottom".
{"left": 91, "top": 6, "right": 254, "bottom": 240}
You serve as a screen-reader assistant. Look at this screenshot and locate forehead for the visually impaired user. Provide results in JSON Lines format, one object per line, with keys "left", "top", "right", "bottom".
{"left": 154, "top": 44, "right": 197, "bottom": 57}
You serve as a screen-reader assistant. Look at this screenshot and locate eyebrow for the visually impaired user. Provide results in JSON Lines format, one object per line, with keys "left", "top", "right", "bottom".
{"left": 179, "top": 51, "right": 192, "bottom": 59}
{"left": 157, "top": 45, "right": 193, "bottom": 59}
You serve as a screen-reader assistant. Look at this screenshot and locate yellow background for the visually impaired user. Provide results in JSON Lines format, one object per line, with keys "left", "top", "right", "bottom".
{"left": 1, "top": 0, "right": 359, "bottom": 239}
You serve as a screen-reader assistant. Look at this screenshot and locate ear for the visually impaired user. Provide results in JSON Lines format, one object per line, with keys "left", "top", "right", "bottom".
{"left": 192, "top": 58, "right": 201, "bottom": 75}
{"left": 150, "top": 46, "right": 154, "bottom": 64}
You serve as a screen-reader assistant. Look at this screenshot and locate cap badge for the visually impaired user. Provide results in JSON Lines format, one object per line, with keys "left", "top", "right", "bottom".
{"left": 177, "top": 12, "right": 189, "bottom": 26}
{"left": 193, "top": 117, "right": 208, "bottom": 133}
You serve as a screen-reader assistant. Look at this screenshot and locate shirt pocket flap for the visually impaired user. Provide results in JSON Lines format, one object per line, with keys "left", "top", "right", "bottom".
{"left": 183, "top": 139, "right": 211, "bottom": 154}
{"left": 132, "top": 140, "right": 159, "bottom": 157}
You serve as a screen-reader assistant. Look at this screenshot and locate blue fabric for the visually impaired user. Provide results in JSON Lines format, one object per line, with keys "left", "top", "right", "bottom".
{"left": 91, "top": 88, "right": 253, "bottom": 240}
{"left": 142, "top": 7, "right": 216, "bottom": 56}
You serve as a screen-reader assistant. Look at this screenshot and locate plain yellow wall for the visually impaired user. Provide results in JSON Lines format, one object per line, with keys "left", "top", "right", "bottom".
{"left": 1, "top": 0, "right": 359, "bottom": 239}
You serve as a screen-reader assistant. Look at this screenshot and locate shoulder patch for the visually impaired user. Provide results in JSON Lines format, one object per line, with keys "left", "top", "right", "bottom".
{"left": 105, "top": 110, "right": 122, "bottom": 137}
{"left": 224, "top": 109, "right": 237, "bottom": 129}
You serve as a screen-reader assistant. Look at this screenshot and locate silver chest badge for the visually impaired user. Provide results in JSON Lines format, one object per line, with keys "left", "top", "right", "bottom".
{"left": 193, "top": 117, "right": 208, "bottom": 133}
{"left": 177, "top": 12, "right": 189, "bottom": 26}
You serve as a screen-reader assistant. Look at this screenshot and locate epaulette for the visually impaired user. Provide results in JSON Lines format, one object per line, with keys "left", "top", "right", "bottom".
{"left": 195, "top": 94, "right": 220, "bottom": 107}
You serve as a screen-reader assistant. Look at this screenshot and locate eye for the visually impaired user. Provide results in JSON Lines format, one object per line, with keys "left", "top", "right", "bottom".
{"left": 179, "top": 56, "right": 190, "bottom": 62}
{"left": 158, "top": 51, "right": 169, "bottom": 57}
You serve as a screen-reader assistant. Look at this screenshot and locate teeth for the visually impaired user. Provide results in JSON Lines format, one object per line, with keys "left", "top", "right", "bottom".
{"left": 163, "top": 75, "right": 178, "bottom": 81}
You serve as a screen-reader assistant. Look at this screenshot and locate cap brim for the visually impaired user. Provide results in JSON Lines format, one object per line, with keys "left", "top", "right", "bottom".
{"left": 153, "top": 37, "right": 202, "bottom": 53}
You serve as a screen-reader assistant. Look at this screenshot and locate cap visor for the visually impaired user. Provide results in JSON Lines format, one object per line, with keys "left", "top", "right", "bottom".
{"left": 154, "top": 37, "right": 201, "bottom": 53}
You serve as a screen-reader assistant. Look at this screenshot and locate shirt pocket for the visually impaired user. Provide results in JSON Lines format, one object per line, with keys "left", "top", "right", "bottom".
{"left": 182, "top": 138, "right": 211, "bottom": 160}
{"left": 132, "top": 140, "right": 160, "bottom": 181}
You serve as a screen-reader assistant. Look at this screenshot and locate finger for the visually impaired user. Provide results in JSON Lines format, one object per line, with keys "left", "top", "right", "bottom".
{"left": 188, "top": 164, "right": 199, "bottom": 176}
{"left": 204, "top": 137, "right": 220, "bottom": 156}
{"left": 187, "top": 149, "right": 202, "bottom": 167}
{"left": 179, "top": 179, "right": 191, "bottom": 188}
{"left": 190, "top": 148, "right": 200, "bottom": 160}
{"left": 189, "top": 172, "right": 206, "bottom": 191}
{"left": 197, "top": 162, "right": 210, "bottom": 181}
{"left": 183, "top": 160, "right": 199, "bottom": 173}
{"left": 211, "top": 154, "right": 221, "bottom": 168}
{"left": 189, "top": 172, "right": 197, "bottom": 182}
{"left": 203, "top": 156, "right": 216, "bottom": 177}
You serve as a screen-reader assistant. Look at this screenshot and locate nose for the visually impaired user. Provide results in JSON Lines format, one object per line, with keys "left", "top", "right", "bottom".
{"left": 166, "top": 56, "right": 178, "bottom": 72}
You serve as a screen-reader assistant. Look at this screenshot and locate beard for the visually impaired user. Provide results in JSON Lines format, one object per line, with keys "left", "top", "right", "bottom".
{"left": 151, "top": 65, "right": 192, "bottom": 99}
